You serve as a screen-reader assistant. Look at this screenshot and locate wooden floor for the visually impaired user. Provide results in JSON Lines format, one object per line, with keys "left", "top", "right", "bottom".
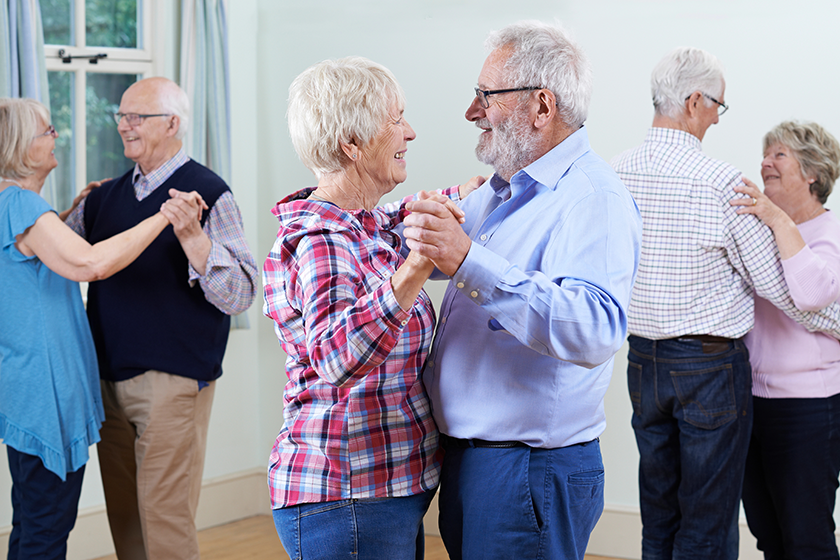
{"left": 93, "top": 515, "right": 617, "bottom": 559}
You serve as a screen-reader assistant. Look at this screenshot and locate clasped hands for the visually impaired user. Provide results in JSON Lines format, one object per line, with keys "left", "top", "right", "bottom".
{"left": 403, "top": 189, "right": 476, "bottom": 277}
{"left": 160, "top": 188, "right": 208, "bottom": 236}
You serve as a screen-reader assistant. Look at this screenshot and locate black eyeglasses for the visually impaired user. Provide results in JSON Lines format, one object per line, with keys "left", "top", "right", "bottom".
{"left": 685, "top": 92, "right": 729, "bottom": 116}
{"left": 113, "top": 112, "right": 173, "bottom": 126}
{"left": 34, "top": 124, "right": 57, "bottom": 139}
{"left": 474, "top": 87, "right": 541, "bottom": 109}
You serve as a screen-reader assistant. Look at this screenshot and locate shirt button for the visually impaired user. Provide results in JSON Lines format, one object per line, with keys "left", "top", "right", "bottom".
{"left": 456, "top": 282, "right": 465, "bottom": 289}
{"left": 428, "top": 360, "right": 434, "bottom": 368}
{"left": 441, "top": 317, "right": 447, "bottom": 324}
{"left": 400, "top": 319, "right": 408, "bottom": 326}
{"left": 470, "top": 290, "right": 479, "bottom": 298}
{"left": 480, "top": 234, "right": 487, "bottom": 241}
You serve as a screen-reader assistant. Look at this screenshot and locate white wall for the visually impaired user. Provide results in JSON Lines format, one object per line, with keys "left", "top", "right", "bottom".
{"left": 2, "top": 2, "right": 839, "bottom": 558}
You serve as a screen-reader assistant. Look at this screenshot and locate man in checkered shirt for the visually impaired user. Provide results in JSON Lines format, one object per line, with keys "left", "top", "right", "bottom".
{"left": 612, "top": 47, "right": 840, "bottom": 560}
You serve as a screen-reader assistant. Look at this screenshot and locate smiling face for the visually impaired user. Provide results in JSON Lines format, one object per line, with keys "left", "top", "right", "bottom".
{"left": 465, "top": 47, "right": 540, "bottom": 181}
{"left": 761, "top": 142, "right": 814, "bottom": 207}
{"left": 28, "top": 120, "right": 59, "bottom": 180}
{"left": 356, "top": 100, "right": 416, "bottom": 195}
{"left": 117, "top": 79, "right": 181, "bottom": 174}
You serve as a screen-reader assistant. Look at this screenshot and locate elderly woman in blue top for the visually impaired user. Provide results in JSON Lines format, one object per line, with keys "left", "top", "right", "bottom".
{"left": 0, "top": 97, "right": 204, "bottom": 560}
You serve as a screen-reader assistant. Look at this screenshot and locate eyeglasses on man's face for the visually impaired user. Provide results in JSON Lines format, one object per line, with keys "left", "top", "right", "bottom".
{"left": 34, "top": 124, "right": 57, "bottom": 139}
{"left": 685, "top": 92, "right": 729, "bottom": 116}
{"left": 113, "top": 112, "right": 173, "bottom": 127}
{"left": 474, "top": 87, "right": 541, "bottom": 109}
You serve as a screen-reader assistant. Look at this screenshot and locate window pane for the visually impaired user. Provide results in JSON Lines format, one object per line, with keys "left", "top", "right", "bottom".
{"left": 48, "top": 71, "right": 75, "bottom": 212}
{"left": 87, "top": 74, "right": 136, "bottom": 184}
{"left": 42, "top": 0, "right": 74, "bottom": 46}
{"left": 86, "top": 0, "right": 139, "bottom": 49}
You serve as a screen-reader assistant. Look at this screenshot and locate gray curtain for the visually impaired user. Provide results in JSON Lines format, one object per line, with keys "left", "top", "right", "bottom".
{"left": 180, "top": 0, "right": 248, "bottom": 329}
{"left": 0, "top": 0, "right": 57, "bottom": 205}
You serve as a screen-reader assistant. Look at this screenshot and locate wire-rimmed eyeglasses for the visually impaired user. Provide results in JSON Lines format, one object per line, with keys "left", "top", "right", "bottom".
{"left": 474, "top": 87, "right": 541, "bottom": 109}
{"left": 685, "top": 92, "right": 729, "bottom": 116}
{"left": 34, "top": 124, "right": 57, "bottom": 139}
{"left": 113, "top": 112, "right": 173, "bottom": 127}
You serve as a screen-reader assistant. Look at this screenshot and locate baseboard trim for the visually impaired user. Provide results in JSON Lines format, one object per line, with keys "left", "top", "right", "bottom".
{"left": 0, "top": 467, "right": 270, "bottom": 560}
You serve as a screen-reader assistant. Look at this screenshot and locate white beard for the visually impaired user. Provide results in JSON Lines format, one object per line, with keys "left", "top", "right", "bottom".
{"left": 474, "top": 110, "right": 540, "bottom": 181}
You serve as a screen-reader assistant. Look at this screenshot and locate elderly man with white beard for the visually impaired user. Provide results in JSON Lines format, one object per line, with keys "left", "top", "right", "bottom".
{"left": 402, "top": 21, "right": 642, "bottom": 560}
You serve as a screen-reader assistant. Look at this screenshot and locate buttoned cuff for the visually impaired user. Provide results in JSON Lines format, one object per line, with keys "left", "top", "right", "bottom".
{"left": 450, "top": 242, "right": 508, "bottom": 306}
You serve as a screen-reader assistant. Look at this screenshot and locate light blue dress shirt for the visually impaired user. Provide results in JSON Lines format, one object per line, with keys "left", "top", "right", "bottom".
{"left": 424, "top": 127, "right": 642, "bottom": 448}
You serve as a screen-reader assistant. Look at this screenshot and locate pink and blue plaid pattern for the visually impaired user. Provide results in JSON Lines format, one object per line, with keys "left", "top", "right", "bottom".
{"left": 263, "top": 187, "right": 456, "bottom": 508}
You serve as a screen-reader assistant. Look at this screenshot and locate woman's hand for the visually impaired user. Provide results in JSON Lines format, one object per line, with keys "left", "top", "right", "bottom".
{"left": 730, "top": 176, "right": 793, "bottom": 231}
{"left": 731, "top": 176, "right": 804, "bottom": 259}
{"left": 160, "top": 189, "right": 208, "bottom": 225}
{"left": 414, "top": 190, "right": 466, "bottom": 223}
{"left": 458, "top": 175, "right": 486, "bottom": 199}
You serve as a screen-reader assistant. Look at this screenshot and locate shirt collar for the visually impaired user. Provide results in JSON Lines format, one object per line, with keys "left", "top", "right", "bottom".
{"left": 493, "top": 125, "right": 591, "bottom": 194}
{"left": 132, "top": 149, "right": 190, "bottom": 191}
{"left": 645, "top": 127, "right": 703, "bottom": 151}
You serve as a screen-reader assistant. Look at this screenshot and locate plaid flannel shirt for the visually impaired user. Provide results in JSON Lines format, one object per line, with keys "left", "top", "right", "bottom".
{"left": 263, "top": 187, "right": 458, "bottom": 508}
{"left": 612, "top": 127, "right": 840, "bottom": 339}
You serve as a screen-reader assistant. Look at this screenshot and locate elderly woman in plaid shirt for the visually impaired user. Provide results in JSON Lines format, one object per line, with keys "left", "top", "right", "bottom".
{"left": 263, "top": 56, "right": 480, "bottom": 560}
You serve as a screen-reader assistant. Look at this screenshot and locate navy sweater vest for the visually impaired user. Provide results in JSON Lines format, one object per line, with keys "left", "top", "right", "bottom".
{"left": 84, "top": 160, "right": 231, "bottom": 382}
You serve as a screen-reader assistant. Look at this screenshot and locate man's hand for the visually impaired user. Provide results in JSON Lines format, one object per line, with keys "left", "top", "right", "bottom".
{"left": 160, "top": 189, "right": 212, "bottom": 275}
{"left": 403, "top": 195, "right": 472, "bottom": 276}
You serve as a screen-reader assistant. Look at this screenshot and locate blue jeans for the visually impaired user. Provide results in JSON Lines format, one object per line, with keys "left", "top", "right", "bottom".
{"left": 6, "top": 447, "right": 85, "bottom": 560}
{"left": 742, "top": 394, "right": 840, "bottom": 560}
{"left": 438, "top": 438, "right": 604, "bottom": 560}
{"left": 272, "top": 490, "right": 434, "bottom": 560}
{"left": 627, "top": 335, "right": 753, "bottom": 560}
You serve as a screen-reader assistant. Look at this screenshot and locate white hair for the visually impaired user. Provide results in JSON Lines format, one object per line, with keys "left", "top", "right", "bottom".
{"left": 287, "top": 56, "right": 405, "bottom": 177}
{"left": 157, "top": 80, "right": 190, "bottom": 141}
{"left": 651, "top": 47, "right": 725, "bottom": 120}
{"left": 485, "top": 20, "right": 592, "bottom": 128}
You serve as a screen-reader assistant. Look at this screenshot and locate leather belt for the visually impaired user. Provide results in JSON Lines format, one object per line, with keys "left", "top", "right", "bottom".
{"left": 441, "top": 435, "right": 528, "bottom": 449}
{"left": 672, "top": 334, "right": 733, "bottom": 343}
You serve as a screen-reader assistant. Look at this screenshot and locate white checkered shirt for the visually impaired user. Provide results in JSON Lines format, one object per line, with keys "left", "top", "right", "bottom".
{"left": 612, "top": 127, "right": 840, "bottom": 339}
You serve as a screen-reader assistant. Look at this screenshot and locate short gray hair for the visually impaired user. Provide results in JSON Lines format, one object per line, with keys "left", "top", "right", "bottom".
{"left": 651, "top": 47, "right": 725, "bottom": 120}
{"left": 156, "top": 79, "right": 190, "bottom": 141}
{"left": 287, "top": 56, "right": 406, "bottom": 177}
{"left": 0, "top": 97, "right": 51, "bottom": 180}
{"left": 764, "top": 121, "right": 840, "bottom": 204}
{"left": 485, "top": 21, "right": 592, "bottom": 129}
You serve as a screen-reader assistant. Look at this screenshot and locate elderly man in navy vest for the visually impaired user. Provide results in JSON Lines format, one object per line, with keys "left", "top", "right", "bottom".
{"left": 65, "top": 77, "right": 257, "bottom": 560}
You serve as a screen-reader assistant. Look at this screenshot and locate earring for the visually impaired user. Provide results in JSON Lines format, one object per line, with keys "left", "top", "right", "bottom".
{"left": 352, "top": 154, "right": 357, "bottom": 159}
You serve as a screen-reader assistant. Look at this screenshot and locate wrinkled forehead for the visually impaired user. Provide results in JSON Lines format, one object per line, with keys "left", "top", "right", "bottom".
{"left": 119, "top": 82, "right": 162, "bottom": 113}
{"left": 478, "top": 46, "right": 513, "bottom": 88}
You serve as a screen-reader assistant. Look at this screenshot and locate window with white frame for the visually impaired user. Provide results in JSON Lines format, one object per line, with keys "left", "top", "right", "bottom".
{"left": 41, "top": 0, "right": 152, "bottom": 210}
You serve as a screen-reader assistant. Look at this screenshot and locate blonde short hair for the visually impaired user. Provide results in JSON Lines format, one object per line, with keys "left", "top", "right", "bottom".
{"left": 0, "top": 98, "right": 51, "bottom": 180}
{"left": 287, "top": 56, "right": 405, "bottom": 177}
{"left": 763, "top": 121, "right": 840, "bottom": 204}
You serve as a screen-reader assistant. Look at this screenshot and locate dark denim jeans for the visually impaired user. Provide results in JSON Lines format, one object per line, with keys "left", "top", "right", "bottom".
{"left": 627, "top": 335, "right": 753, "bottom": 560}
{"left": 438, "top": 438, "right": 604, "bottom": 560}
{"left": 6, "top": 447, "right": 85, "bottom": 560}
{"left": 742, "top": 394, "right": 840, "bottom": 560}
{"left": 272, "top": 490, "right": 434, "bottom": 560}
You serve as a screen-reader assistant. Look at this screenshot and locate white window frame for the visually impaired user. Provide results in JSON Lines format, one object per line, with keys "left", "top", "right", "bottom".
{"left": 43, "top": 1, "right": 158, "bottom": 195}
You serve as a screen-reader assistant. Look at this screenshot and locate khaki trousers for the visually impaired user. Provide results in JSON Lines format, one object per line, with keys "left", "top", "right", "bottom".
{"left": 98, "top": 371, "right": 215, "bottom": 560}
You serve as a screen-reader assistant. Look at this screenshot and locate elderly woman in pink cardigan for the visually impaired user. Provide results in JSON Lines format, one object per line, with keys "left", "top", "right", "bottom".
{"left": 732, "top": 120, "right": 840, "bottom": 560}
